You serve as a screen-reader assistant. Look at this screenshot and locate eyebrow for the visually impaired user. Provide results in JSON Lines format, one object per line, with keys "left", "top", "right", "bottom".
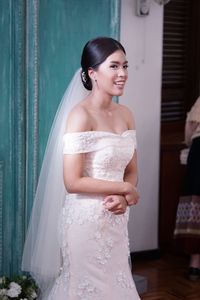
{"left": 109, "top": 60, "right": 128, "bottom": 64}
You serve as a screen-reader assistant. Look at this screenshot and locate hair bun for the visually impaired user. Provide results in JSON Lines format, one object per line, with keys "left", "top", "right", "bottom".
{"left": 81, "top": 70, "right": 92, "bottom": 90}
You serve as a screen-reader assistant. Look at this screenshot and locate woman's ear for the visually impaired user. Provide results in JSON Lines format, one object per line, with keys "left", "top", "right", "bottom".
{"left": 88, "top": 68, "right": 96, "bottom": 82}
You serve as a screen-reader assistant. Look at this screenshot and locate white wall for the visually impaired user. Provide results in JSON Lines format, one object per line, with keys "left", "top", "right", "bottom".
{"left": 120, "top": 0, "right": 164, "bottom": 252}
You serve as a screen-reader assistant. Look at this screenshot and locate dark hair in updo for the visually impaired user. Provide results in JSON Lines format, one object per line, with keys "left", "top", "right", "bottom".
{"left": 81, "top": 37, "right": 126, "bottom": 90}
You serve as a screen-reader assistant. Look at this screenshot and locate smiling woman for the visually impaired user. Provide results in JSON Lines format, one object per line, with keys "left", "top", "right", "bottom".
{"left": 22, "top": 37, "right": 140, "bottom": 300}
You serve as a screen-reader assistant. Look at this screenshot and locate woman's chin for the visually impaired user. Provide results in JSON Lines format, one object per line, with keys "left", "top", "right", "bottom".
{"left": 115, "top": 90, "right": 124, "bottom": 96}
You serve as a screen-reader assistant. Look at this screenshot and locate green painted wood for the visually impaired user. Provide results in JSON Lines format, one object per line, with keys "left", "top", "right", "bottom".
{"left": 25, "top": 0, "right": 39, "bottom": 228}
{"left": 0, "top": 0, "right": 26, "bottom": 276}
{"left": 0, "top": 0, "right": 120, "bottom": 276}
{"left": 12, "top": 0, "right": 26, "bottom": 275}
{"left": 0, "top": 162, "right": 4, "bottom": 273}
{"left": 0, "top": 0, "right": 14, "bottom": 276}
{"left": 38, "top": 0, "right": 121, "bottom": 167}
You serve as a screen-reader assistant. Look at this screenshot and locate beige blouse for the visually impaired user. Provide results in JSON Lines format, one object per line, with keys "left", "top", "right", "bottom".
{"left": 185, "top": 96, "right": 200, "bottom": 146}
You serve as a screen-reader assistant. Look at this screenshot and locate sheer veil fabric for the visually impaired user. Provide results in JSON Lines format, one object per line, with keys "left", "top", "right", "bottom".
{"left": 21, "top": 69, "right": 89, "bottom": 296}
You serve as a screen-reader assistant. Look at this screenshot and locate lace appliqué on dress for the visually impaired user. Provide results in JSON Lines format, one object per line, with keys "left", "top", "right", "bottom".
{"left": 116, "top": 271, "right": 135, "bottom": 289}
{"left": 77, "top": 275, "right": 103, "bottom": 300}
{"left": 61, "top": 198, "right": 103, "bottom": 226}
{"left": 92, "top": 230, "right": 114, "bottom": 270}
{"left": 63, "top": 130, "right": 137, "bottom": 155}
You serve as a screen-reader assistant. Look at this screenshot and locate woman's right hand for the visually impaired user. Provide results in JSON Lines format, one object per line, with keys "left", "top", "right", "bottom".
{"left": 124, "top": 182, "right": 139, "bottom": 206}
{"left": 103, "top": 195, "right": 127, "bottom": 215}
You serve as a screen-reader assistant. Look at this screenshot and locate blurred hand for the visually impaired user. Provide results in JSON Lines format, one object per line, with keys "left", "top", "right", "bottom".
{"left": 124, "top": 183, "right": 139, "bottom": 206}
{"left": 103, "top": 195, "right": 127, "bottom": 215}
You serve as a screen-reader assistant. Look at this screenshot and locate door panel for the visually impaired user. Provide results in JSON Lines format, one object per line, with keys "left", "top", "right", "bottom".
{"left": 0, "top": 0, "right": 120, "bottom": 276}
{"left": 0, "top": 0, "right": 26, "bottom": 275}
{"left": 38, "top": 0, "right": 120, "bottom": 166}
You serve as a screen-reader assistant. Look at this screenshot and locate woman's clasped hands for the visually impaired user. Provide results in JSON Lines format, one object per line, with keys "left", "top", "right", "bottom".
{"left": 103, "top": 182, "right": 139, "bottom": 215}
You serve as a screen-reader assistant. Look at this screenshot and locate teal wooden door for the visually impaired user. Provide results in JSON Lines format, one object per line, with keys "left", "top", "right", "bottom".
{"left": 38, "top": 0, "right": 120, "bottom": 166}
{"left": 0, "top": 0, "right": 120, "bottom": 276}
{"left": 0, "top": 0, "right": 26, "bottom": 276}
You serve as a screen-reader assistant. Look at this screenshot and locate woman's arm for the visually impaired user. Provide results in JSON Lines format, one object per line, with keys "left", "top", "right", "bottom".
{"left": 63, "top": 153, "right": 134, "bottom": 196}
{"left": 124, "top": 151, "right": 138, "bottom": 187}
{"left": 103, "top": 152, "right": 138, "bottom": 213}
{"left": 123, "top": 151, "right": 139, "bottom": 205}
{"left": 119, "top": 104, "right": 139, "bottom": 205}
{"left": 103, "top": 151, "right": 139, "bottom": 213}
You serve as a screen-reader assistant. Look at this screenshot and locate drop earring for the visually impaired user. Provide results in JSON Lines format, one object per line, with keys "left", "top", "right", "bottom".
{"left": 93, "top": 76, "right": 98, "bottom": 88}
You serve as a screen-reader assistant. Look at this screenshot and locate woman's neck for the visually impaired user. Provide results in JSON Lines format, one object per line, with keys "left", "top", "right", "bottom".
{"left": 87, "top": 90, "right": 113, "bottom": 111}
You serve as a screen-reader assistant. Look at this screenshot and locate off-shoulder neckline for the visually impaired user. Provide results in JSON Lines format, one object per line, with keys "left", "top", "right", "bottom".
{"left": 63, "top": 129, "right": 135, "bottom": 137}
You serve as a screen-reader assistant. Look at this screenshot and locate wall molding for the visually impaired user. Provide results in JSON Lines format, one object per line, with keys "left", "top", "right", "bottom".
{"left": 0, "top": 162, "right": 3, "bottom": 273}
{"left": 25, "top": 0, "right": 39, "bottom": 230}
{"left": 12, "top": 0, "right": 26, "bottom": 274}
{"left": 131, "top": 249, "right": 161, "bottom": 261}
{"left": 110, "top": 0, "right": 121, "bottom": 39}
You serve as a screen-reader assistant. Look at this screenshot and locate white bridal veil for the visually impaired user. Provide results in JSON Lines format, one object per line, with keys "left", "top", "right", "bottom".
{"left": 22, "top": 69, "right": 89, "bottom": 295}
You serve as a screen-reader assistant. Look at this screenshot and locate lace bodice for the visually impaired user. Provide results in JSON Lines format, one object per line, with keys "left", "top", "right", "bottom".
{"left": 63, "top": 130, "right": 137, "bottom": 182}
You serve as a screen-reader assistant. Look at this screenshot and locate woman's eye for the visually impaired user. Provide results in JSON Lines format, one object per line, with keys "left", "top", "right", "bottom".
{"left": 110, "top": 65, "right": 118, "bottom": 69}
{"left": 110, "top": 64, "right": 129, "bottom": 70}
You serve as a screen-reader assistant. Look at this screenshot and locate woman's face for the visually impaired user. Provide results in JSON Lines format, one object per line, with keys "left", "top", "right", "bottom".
{"left": 92, "top": 50, "right": 128, "bottom": 96}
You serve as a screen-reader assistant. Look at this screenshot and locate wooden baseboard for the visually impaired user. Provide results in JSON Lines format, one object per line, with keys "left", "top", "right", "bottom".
{"left": 131, "top": 249, "right": 161, "bottom": 261}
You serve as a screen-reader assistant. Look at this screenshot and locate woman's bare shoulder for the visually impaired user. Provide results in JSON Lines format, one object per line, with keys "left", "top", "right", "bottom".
{"left": 66, "top": 103, "right": 92, "bottom": 133}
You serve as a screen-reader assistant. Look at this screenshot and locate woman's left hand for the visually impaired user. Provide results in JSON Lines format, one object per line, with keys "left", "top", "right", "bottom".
{"left": 103, "top": 195, "right": 127, "bottom": 215}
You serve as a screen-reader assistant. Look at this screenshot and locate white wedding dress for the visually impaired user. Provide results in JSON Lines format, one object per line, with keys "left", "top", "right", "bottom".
{"left": 47, "top": 129, "right": 140, "bottom": 300}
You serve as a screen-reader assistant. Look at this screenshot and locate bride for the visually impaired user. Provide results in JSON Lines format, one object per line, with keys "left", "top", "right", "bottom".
{"left": 22, "top": 37, "right": 140, "bottom": 300}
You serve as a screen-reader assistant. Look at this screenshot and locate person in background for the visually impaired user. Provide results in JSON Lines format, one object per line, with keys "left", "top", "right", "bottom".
{"left": 174, "top": 96, "right": 200, "bottom": 281}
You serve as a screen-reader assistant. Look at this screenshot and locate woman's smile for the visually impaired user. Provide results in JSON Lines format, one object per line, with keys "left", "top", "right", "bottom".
{"left": 114, "top": 80, "right": 126, "bottom": 89}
